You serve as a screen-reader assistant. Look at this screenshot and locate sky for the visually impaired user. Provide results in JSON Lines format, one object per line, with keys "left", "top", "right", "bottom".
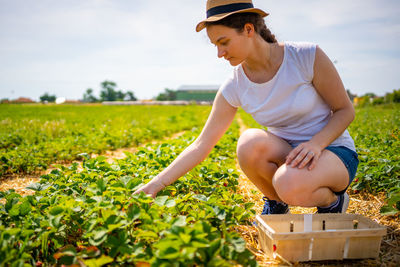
{"left": 0, "top": 0, "right": 399, "bottom": 101}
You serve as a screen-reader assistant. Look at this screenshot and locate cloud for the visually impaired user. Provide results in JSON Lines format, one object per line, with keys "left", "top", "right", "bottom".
{"left": 0, "top": 0, "right": 399, "bottom": 100}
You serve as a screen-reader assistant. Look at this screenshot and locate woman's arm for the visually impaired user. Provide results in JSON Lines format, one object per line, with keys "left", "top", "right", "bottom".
{"left": 134, "top": 91, "right": 238, "bottom": 197}
{"left": 286, "top": 45, "right": 355, "bottom": 170}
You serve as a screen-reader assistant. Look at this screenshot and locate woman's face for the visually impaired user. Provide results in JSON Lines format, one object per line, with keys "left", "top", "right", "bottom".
{"left": 206, "top": 24, "right": 251, "bottom": 66}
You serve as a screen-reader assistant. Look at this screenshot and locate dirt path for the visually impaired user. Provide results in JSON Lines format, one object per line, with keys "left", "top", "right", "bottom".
{"left": 233, "top": 113, "right": 400, "bottom": 266}
{"left": 0, "top": 130, "right": 187, "bottom": 197}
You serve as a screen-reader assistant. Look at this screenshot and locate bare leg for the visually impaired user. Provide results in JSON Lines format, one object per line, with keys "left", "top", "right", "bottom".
{"left": 237, "top": 129, "right": 349, "bottom": 207}
{"left": 236, "top": 129, "right": 292, "bottom": 201}
{"left": 273, "top": 150, "right": 349, "bottom": 207}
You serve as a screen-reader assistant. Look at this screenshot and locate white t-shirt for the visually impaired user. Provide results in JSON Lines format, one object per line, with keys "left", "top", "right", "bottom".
{"left": 221, "top": 41, "right": 356, "bottom": 151}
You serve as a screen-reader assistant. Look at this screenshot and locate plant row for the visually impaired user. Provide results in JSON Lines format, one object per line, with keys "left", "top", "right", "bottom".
{"left": 349, "top": 105, "right": 400, "bottom": 215}
{"left": 0, "top": 104, "right": 210, "bottom": 176}
{"left": 0, "top": 122, "right": 258, "bottom": 266}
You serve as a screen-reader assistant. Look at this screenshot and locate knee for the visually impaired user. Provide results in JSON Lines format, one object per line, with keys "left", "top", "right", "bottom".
{"left": 273, "top": 166, "right": 309, "bottom": 206}
{"left": 236, "top": 128, "right": 267, "bottom": 165}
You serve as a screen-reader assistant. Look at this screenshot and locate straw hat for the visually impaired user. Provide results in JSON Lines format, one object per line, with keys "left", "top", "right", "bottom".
{"left": 196, "top": 0, "right": 268, "bottom": 32}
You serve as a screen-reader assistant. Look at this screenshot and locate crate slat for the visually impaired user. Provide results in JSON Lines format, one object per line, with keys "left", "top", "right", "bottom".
{"left": 255, "top": 214, "right": 386, "bottom": 262}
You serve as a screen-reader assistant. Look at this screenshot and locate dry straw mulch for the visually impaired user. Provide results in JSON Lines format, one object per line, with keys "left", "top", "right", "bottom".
{"left": 235, "top": 165, "right": 400, "bottom": 267}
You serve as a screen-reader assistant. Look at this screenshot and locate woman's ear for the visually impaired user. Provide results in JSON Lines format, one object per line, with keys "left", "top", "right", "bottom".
{"left": 243, "top": 23, "right": 255, "bottom": 37}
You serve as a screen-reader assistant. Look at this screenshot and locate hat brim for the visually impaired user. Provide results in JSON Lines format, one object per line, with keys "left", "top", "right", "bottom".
{"left": 196, "top": 8, "right": 268, "bottom": 32}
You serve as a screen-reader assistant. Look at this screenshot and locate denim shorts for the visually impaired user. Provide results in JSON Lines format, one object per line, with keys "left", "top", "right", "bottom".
{"left": 325, "top": 146, "right": 359, "bottom": 195}
{"left": 287, "top": 141, "right": 359, "bottom": 195}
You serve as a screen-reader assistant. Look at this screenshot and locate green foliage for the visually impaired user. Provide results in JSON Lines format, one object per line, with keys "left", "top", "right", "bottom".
{"left": 97, "top": 81, "right": 137, "bottom": 101}
{"left": 356, "top": 89, "right": 400, "bottom": 107}
{"left": 83, "top": 85, "right": 137, "bottom": 103}
{"left": 100, "top": 81, "right": 118, "bottom": 101}
{"left": 349, "top": 105, "right": 400, "bottom": 215}
{"left": 156, "top": 88, "right": 177, "bottom": 101}
{"left": 83, "top": 88, "right": 99, "bottom": 103}
{"left": 125, "top": 91, "right": 137, "bottom": 101}
{"left": 0, "top": 125, "right": 257, "bottom": 266}
{"left": 40, "top": 92, "right": 56, "bottom": 103}
{"left": 385, "top": 89, "right": 400, "bottom": 103}
{"left": 372, "top": 97, "right": 384, "bottom": 105}
{"left": 0, "top": 105, "right": 210, "bottom": 176}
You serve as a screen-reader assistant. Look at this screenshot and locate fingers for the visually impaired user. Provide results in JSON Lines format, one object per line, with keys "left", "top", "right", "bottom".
{"left": 285, "top": 143, "right": 321, "bottom": 170}
{"left": 290, "top": 149, "right": 310, "bottom": 168}
{"left": 285, "top": 146, "right": 301, "bottom": 165}
{"left": 308, "top": 154, "right": 319, "bottom": 171}
{"left": 298, "top": 151, "right": 315, "bottom": 169}
{"left": 133, "top": 189, "right": 141, "bottom": 195}
{"left": 133, "top": 184, "right": 158, "bottom": 198}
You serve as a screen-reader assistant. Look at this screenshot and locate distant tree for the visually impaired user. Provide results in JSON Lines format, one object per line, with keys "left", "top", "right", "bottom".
{"left": 40, "top": 92, "right": 56, "bottom": 102}
{"left": 126, "top": 91, "right": 137, "bottom": 101}
{"left": 94, "top": 80, "right": 138, "bottom": 102}
{"left": 156, "top": 88, "right": 176, "bottom": 101}
{"left": 372, "top": 97, "right": 384, "bottom": 105}
{"left": 385, "top": 92, "right": 394, "bottom": 103}
{"left": 385, "top": 89, "right": 400, "bottom": 103}
{"left": 0, "top": 98, "right": 10, "bottom": 104}
{"left": 393, "top": 89, "right": 400, "bottom": 103}
{"left": 83, "top": 88, "right": 98, "bottom": 102}
{"left": 116, "top": 90, "right": 126, "bottom": 101}
{"left": 100, "top": 80, "right": 117, "bottom": 101}
{"left": 364, "top": 92, "right": 377, "bottom": 98}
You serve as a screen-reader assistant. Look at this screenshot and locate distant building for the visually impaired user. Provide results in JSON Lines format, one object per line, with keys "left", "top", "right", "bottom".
{"left": 64, "top": 99, "right": 81, "bottom": 104}
{"left": 12, "top": 97, "right": 35, "bottom": 103}
{"left": 176, "top": 85, "right": 219, "bottom": 102}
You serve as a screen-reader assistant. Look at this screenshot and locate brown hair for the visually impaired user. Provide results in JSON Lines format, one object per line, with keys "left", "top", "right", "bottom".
{"left": 204, "top": 12, "right": 277, "bottom": 43}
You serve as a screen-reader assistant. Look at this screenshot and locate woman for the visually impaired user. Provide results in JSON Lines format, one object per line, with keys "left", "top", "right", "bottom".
{"left": 135, "top": 0, "right": 359, "bottom": 215}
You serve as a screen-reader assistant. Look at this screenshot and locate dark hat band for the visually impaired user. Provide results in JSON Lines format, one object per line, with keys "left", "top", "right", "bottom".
{"left": 206, "top": 3, "right": 254, "bottom": 18}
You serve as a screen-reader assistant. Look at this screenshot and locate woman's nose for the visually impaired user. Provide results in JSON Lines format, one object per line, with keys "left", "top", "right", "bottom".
{"left": 217, "top": 47, "right": 226, "bottom": 58}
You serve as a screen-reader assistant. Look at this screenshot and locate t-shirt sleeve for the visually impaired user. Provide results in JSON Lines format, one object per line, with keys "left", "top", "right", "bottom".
{"left": 291, "top": 42, "right": 317, "bottom": 82}
{"left": 301, "top": 43, "right": 317, "bottom": 82}
{"left": 220, "top": 75, "right": 241, "bottom": 108}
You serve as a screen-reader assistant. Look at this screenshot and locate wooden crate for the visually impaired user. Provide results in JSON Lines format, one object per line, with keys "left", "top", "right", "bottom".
{"left": 255, "top": 214, "right": 386, "bottom": 262}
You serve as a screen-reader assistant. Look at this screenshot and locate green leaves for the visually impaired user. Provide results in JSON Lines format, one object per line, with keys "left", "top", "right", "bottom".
{"left": 19, "top": 200, "right": 31, "bottom": 216}
{"left": 0, "top": 107, "right": 258, "bottom": 266}
{"left": 84, "top": 255, "right": 113, "bottom": 267}
{"left": 26, "top": 182, "right": 51, "bottom": 191}
{"left": 96, "top": 178, "right": 107, "bottom": 194}
{"left": 348, "top": 106, "right": 400, "bottom": 215}
{"left": 0, "top": 105, "right": 210, "bottom": 176}
{"left": 49, "top": 206, "right": 64, "bottom": 216}
{"left": 126, "top": 203, "right": 141, "bottom": 221}
{"left": 154, "top": 196, "right": 176, "bottom": 208}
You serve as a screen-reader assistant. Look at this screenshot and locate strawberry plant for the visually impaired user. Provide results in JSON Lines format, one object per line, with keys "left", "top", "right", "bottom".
{"left": 0, "top": 104, "right": 210, "bottom": 176}
{"left": 349, "top": 104, "right": 400, "bottom": 215}
{"left": 0, "top": 123, "right": 257, "bottom": 266}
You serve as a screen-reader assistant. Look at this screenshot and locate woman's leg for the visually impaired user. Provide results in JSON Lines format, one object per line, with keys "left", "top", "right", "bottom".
{"left": 236, "top": 128, "right": 292, "bottom": 201}
{"left": 237, "top": 128, "right": 350, "bottom": 208}
{"left": 272, "top": 149, "right": 349, "bottom": 207}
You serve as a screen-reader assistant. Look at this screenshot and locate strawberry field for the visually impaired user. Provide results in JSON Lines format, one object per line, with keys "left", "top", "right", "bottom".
{"left": 0, "top": 105, "right": 210, "bottom": 176}
{"left": 0, "top": 103, "right": 399, "bottom": 266}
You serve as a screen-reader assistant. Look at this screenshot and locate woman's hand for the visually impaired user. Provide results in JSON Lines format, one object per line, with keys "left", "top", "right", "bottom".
{"left": 285, "top": 141, "right": 323, "bottom": 170}
{"left": 133, "top": 178, "right": 166, "bottom": 198}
